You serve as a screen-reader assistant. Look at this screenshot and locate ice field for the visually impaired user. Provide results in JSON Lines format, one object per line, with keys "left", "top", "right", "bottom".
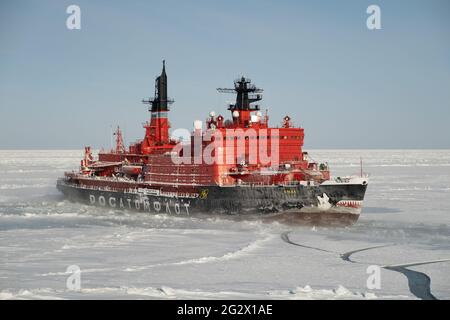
{"left": 0, "top": 150, "right": 449, "bottom": 299}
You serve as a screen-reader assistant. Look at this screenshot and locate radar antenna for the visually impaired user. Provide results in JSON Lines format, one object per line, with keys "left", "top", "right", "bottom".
{"left": 217, "top": 76, "right": 263, "bottom": 111}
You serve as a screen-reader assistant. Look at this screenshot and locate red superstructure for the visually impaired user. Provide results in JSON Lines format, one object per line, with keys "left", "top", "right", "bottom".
{"left": 86, "top": 62, "right": 330, "bottom": 187}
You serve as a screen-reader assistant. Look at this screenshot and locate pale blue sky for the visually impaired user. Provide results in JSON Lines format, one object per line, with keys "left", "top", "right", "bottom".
{"left": 1, "top": 0, "right": 449, "bottom": 149}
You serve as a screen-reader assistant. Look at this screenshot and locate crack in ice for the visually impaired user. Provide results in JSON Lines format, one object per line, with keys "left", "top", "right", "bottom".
{"left": 280, "top": 231, "right": 450, "bottom": 300}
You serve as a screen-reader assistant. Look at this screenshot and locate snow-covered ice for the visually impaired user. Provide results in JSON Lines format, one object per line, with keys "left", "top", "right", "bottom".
{"left": 0, "top": 150, "right": 449, "bottom": 300}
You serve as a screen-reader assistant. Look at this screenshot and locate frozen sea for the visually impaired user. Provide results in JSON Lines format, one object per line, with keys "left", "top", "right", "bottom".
{"left": 0, "top": 150, "right": 449, "bottom": 300}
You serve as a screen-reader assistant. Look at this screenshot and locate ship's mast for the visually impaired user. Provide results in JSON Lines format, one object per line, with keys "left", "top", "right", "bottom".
{"left": 146, "top": 60, "right": 173, "bottom": 112}
{"left": 141, "top": 61, "right": 174, "bottom": 152}
{"left": 217, "top": 77, "right": 263, "bottom": 127}
{"left": 113, "top": 126, "right": 125, "bottom": 153}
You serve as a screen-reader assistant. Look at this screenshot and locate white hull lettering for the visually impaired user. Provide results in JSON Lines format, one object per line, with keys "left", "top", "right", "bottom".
{"left": 87, "top": 194, "right": 190, "bottom": 215}
{"left": 183, "top": 203, "right": 190, "bottom": 215}
{"left": 108, "top": 197, "right": 116, "bottom": 208}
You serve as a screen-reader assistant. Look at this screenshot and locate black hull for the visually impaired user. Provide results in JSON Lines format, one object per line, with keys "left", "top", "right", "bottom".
{"left": 56, "top": 179, "right": 368, "bottom": 226}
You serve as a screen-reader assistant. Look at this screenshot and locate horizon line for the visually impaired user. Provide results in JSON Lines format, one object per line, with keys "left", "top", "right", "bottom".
{"left": 1, "top": 148, "right": 450, "bottom": 151}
